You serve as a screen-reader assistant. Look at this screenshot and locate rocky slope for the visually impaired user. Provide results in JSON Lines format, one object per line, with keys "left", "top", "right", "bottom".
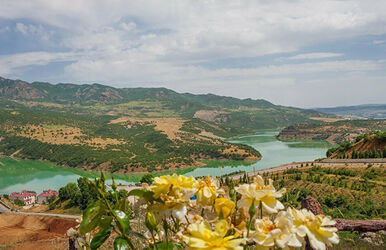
{"left": 277, "top": 120, "right": 386, "bottom": 144}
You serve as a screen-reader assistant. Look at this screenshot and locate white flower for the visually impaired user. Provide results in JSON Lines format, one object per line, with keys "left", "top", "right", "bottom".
{"left": 288, "top": 208, "right": 339, "bottom": 250}
{"left": 235, "top": 175, "right": 286, "bottom": 214}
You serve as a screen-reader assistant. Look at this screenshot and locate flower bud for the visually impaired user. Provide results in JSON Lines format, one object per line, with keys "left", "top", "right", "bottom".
{"left": 112, "top": 177, "right": 117, "bottom": 191}
{"left": 229, "top": 188, "right": 236, "bottom": 202}
{"left": 145, "top": 211, "right": 157, "bottom": 232}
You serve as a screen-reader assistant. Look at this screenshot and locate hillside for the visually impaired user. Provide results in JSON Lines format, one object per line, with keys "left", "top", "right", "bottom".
{"left": 314, "top": 104, "right": 386, "bottom": 119}
{"left": 0, "top": 76, "right": 335, "bottom": 173}
{"left": 277, "top": 119, "right": 386, "bottom": 144}
{"left": 0, "top": 76, "right": 330, "bottom": 133}
{"left": 327, "top": 132, "right": 386, "bottom": 159}
{"left": 268, "top": 163, "right": 386, "bottom": 248}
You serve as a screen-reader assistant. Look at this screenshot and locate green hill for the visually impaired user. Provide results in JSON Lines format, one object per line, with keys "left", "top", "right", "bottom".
{"left": 0, "top": 76, "right": 330, "bottom": 132}
{"left": 0, "top": 76, "right": 331, "bottom": 173}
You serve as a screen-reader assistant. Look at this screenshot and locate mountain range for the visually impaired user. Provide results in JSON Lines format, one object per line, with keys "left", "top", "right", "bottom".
{"left": 314, "top": 104, "right": 386, "bottom": 119}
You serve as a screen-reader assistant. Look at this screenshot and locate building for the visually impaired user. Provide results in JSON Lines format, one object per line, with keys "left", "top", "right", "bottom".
{"left": 37, "top": 189, "right": 59, "bottom": 204}
{"left": 9, "top": 190, "right": 37, "bottom": 205}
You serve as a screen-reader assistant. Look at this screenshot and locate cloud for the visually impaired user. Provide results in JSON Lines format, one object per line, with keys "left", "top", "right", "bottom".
{"left": 373, "top": 40, "right": 385, "bottom": 44}
{"left": 283, "top": 53, "right": 343, "bottom": 60}
{"left": 0, "top": 0, "right": 385, "bottom": 107}
{"left": 0, "top": 51, "right": 78, "bottom": 75}
{"left": 119, "top": 22, "right": 136, "bottom": 32}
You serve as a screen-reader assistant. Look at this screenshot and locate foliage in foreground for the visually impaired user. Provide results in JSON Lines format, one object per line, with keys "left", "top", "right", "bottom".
{"left": 68, "top": 173, "right": 339, "bottom": 250}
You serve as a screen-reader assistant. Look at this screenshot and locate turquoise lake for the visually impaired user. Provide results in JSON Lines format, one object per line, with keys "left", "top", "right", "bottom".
{"left": 0, "top": 130, "right": 330, "bottom": 194}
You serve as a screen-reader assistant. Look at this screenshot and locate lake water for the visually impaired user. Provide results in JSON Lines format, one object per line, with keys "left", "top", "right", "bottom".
{"left": 186, "top": 130, "right": 329, "bottom": 177}
{"left": 0, "top": 130, "right": 330, "bottom": 194}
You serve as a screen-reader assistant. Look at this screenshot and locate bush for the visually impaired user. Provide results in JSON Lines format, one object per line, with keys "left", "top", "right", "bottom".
{"left": 14, "top": 198, "right": 25, "bottom": 206}
{"left": 140, "top": 173, "right": 154, "bottom": 184}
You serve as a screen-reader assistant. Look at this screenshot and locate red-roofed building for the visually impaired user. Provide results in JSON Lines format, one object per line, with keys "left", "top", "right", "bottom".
{"left": 37, "top": 189, "right": 59, "bottom": 204}
{"left": 9, "top": 190, "right": 37, "bottom": 205}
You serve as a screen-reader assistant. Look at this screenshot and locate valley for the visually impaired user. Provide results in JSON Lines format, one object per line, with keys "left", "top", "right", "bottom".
{"left": 0, "top": 76, "right": 332, "bottom": 173}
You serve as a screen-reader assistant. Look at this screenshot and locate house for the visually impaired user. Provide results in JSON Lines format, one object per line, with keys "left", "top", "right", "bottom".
{"left": 37, "top": 189, "right": 59, "bottom": 204}
{"left": 9, "top": 190, "right": 37, "bottom": 205}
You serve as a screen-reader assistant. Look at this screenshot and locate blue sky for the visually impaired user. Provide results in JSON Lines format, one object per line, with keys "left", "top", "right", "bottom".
{"left": 0, "top": 0, "right": 385, "bottom": 108}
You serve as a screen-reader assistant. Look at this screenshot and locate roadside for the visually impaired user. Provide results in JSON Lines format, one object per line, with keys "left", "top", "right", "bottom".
{"left": 229, "top": 158, "right": 386, "bottom": 180}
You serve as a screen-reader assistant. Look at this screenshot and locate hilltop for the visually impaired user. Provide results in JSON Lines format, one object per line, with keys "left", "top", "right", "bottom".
{"left": 327, "top": 132, "right": 386, "bottom": 159}
{"left": 277, "top": 119, "right": 386, "bottom": 144}
{"left": 0, "top": 76, "right": 332, "bottom": 173}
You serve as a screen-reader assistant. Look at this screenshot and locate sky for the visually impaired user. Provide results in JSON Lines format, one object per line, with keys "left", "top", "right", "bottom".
{"left": 0, "top": 0, "right": 385, "bottom": 108}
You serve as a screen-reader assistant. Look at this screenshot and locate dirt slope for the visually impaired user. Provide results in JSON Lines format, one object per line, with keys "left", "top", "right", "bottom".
{"left": 0, "top": 213, "right": 78, "bottom": 250}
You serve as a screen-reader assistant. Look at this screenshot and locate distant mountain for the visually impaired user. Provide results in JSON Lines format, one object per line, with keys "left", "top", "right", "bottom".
{"left": 313, "top": 104, "right": 386, "bottom": 119}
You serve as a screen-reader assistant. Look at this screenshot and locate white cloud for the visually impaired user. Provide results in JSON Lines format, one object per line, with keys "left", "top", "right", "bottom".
{"left": 373, "top": 40, "right": 385, "bottom": 44}
{"left": 283, "top": 53, "right": 343, "bottom": 60}
{"left": 119, "top": 22, "right": 136, "bottom": 32}
{"left": 0, "top": 0, "right": 385, "bottom": 106}
{"left": 0, "top": 51, "right": 78, "bottom": 75}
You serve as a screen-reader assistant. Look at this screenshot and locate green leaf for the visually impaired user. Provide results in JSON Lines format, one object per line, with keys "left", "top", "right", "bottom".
{"left": 128, "top": 189, "right": 163, "bottom": 203}
{"left": 128, "top": 189, "right": 154, "bottom": 200}
{"left": 114, "top": 236, "right": 129, "bottom": 250}
{"left": 117, "top": 198, "right": 131, "bottom": 213}
{"left": 114, "top": 210, "right": 131, "bottom": 233}
{"left": 99, "top": 216, "right": 113, "bottom": 231}
{"left": 126, "top": 230, "right": 146, "bottom": 240}
{"left": 90, "top": 227, "right": 112, "bottom": 250}
{"left": 79, "top": 201, "right": 104, "bottom": 235}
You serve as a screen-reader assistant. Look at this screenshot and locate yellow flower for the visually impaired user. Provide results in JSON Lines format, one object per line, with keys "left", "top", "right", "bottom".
{"left": 251, "top": 217, "right": 281, "bottom": 249}
{"left": 148, "top": 174, "right": 198, "bottom": 220}
{"left": 183, "top": 220, "right": 245, "bottom": 250}
{"left": 150, "top": 174, "right": 197, "bottom": 200}
{"left": 214, "top": 198, "right": 236, "bottom": 218}
{"left": 287, "top": 208, "right": 339, "bottom": 250}
{"left": 235, "top": 175, "right": 285, "bottom": 214}
{"left": 196, "top": 176, "right": 218, "bottom": 206}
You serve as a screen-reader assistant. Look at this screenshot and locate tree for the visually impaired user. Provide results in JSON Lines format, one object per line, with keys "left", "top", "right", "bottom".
{"left": 140, "top": 174, "right": 154, "bottom": 184}
{"left": 59, "top": 182, "right": 79, "bottom": 202}
{"left": 77, "top": 177, "right": 98, "bottom": 210}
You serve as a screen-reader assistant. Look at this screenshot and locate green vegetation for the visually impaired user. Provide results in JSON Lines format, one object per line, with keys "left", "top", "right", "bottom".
{"left": 0, "top": 107, "right": 259, "bottom": 173}
{"left": 139, "top": 174, "right": 153, "bottom": 184}
{"left": 13, "top": 198, "right": 24, "bottom": 206}
{"left": 0, "top": 76, "right": 336, "bottom": 173}
{"left": 57, "top": 177, "right": 129, "bottom": 211}
{"left": 267, "top": 165, "right": 386, "bottom": 220}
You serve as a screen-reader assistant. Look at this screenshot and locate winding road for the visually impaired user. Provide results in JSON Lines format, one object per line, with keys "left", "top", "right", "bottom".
{"left": 0, "top": 200, "right": 80, "bottom": 219}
